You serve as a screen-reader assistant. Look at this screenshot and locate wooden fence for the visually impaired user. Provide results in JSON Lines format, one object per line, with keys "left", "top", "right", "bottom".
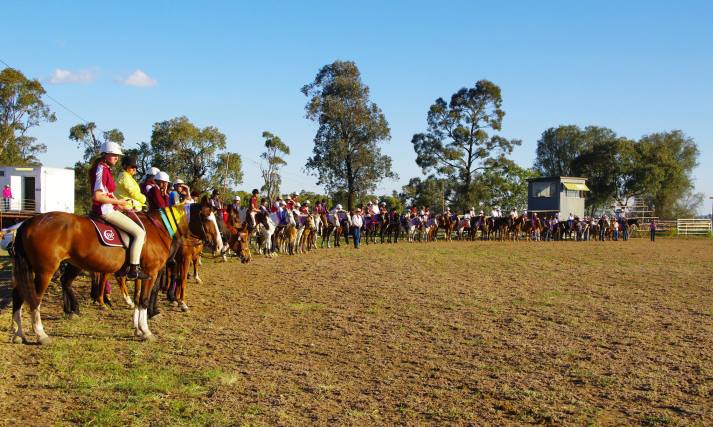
{"left": 676, "top": 218, "right": 712, "bottom": 236}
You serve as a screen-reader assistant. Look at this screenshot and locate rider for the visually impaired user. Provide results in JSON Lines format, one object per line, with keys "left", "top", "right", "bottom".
{"left": 147, "top": 171, "right": 170, "bottom": 210}
{"left": 115, "top": 154, "right": 146, "bottom": 211}
{"left": 510, "top": 208, "right": 517, "bottom": 219}
{"left": 248, "top": 189, "right": 259, "bottom": 230}
{"left": 490, "top": 206, "right": 499, "bottom": 218}
{"left": 90, "top": 141, "right": 150, "bottom": 280}
{"left": 300, "top": 200, "right": 310, "bottom": 215}
{"left": 371, "top": 201, "right": 380, "bottom": 216}
{"left": 139, "top": 166, "right": 160, "bottom": 195}
{"left": 168, "top": 179, "right": 185, "bottom": 206}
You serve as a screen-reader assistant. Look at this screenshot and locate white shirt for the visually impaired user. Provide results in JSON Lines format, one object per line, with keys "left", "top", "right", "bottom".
{"left": 351, "top": 214, "right": 363, "bottom": 228}
{"left": 371, "top": 205, "right": 380, "bottom": 215}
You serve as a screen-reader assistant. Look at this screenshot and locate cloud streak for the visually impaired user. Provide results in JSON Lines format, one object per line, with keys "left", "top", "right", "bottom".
{"left": 48, "top": 68, "right": 96, "bottom": 84}
{"left": 119, "top": 69, "right": 157, "bottom": 88}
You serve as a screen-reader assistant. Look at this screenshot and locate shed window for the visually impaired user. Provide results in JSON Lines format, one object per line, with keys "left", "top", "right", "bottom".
{"left": 532, "top": 182, "right": 556, "bottom": 198}
{"left": 566, "top": 189, "right": 579, "bottom": 198}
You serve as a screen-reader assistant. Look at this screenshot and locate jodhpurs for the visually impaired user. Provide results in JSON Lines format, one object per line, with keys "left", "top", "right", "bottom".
{"left": 102, "top": 210, "right": 145, "bottom": 265}
{"left": 207, "top": 212, "right": 225, "bottom": 252}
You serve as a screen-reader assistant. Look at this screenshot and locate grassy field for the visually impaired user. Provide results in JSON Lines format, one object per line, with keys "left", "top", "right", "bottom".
{"left": 0, "top": 238, "right": 712, "bottom": 425}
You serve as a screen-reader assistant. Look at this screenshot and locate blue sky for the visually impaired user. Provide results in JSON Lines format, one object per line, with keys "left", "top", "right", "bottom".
{"left": 4, "top": 1, "right": 712, "bottom": 212}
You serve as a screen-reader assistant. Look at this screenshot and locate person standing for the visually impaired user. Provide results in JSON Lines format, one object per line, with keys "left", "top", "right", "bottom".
{"left": 351, "top": 208, "right": 363, "bottom": 249}
{"left": 650, "top": 219, "right": 656, "bottom": 242}
{"left": 2, "top": 184, "right": 12, "bottom": 211}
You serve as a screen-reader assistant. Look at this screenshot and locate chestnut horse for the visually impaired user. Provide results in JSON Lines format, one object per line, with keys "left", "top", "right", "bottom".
{"left": 11, "top": 204, "right": 199, "bottom": 344}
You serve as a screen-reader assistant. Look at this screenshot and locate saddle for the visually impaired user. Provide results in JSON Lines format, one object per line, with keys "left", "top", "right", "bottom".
{"left": 87, "top": 211, "right": 145, "bottom": 248}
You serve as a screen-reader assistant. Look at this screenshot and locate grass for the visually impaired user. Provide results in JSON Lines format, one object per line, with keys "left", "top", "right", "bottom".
{"left": 0, "top": 239, "right": 712, "bottom": 425}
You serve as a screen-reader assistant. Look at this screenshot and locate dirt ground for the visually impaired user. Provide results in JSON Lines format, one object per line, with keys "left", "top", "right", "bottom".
{"left": 0, "top": 238, "right": 712, "bottom": 426}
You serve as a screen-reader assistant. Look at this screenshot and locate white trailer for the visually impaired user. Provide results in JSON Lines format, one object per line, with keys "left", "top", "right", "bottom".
{"left": 0, "top": 166, "right": 75, "bottom": 213}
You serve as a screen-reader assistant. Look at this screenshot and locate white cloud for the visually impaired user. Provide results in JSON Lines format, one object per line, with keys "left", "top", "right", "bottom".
{"left": 119, "top": 69, "right": 157, "bottom": 88}
{"left": 48, "top": 68, "right": 96, "bottom": 84}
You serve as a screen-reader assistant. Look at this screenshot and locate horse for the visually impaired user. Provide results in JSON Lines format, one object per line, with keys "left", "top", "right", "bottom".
{"left": 11, "top": 204, "right": 206, "bottom": 344}
{"left": 81, "top": 202, "right": 214, "bottom": 319}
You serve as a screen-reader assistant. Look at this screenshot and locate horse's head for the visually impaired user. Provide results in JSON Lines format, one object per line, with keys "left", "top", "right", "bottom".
{"left": 227, "top": 225, "right": 251, "bottom": 263}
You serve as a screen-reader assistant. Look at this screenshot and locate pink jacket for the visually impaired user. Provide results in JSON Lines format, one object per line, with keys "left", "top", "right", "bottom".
{"left": 2, "top": 187, "right": 11, "bottom": 199}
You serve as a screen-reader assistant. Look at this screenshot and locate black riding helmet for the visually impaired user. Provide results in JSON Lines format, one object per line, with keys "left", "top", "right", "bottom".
{"left": 121, "top": 155, "right": 138, "bottom": 169}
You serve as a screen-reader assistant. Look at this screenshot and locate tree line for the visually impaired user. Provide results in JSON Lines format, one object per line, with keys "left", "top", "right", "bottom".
{"left": 0, "top": 64, "right": 702, "bottom": 217}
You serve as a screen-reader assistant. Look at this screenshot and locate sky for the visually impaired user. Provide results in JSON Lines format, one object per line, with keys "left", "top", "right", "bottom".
{"left": 4, "top": 1, "right": 712, "bottom": 213}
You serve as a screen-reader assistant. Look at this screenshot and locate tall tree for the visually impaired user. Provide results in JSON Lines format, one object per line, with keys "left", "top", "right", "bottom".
{"left": 0, "top": 67, "right": 55, "bottom": 164}
{"left": 150, "top": 116, "right": 242, "bottom": 191}
{"left": 302, "top": 60, "right": 395, "bottom": 210}
{"left": 534, "top": 125, "right": 587, "bottom": 177}
{"left": 636, "top": 130, "right": 699, "bottom": 218}
{"left": 411, "top": 80, "right": 520, "bottom": 210}
{"left": 259, "top": 131, "right": 290, "bottom": 202}
{"left": 213, "top": 152, "right": 244, "bottom": 193}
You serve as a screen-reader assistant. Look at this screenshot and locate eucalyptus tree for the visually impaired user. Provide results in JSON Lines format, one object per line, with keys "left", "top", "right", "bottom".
{"left": 302, "top": 60, "right": 395, "bottom": 210}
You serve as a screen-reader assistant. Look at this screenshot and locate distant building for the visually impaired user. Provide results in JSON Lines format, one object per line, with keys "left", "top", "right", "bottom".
{"left": 0, "top": 166, "right": 75, "bottom": 213}
{"left": 527, "top": 176, "right": 589, "bottom": 218}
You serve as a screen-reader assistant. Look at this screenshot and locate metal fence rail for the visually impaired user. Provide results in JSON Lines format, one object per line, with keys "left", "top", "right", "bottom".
{"left": 676, "top": 218, "right": 712, "bottom": 236}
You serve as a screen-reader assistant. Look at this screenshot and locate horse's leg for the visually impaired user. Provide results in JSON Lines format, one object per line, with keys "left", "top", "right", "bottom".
{"left": 148, "top": 272, "right": 163, "bottom": 318}
{"left": 60, "top": 264, "right": 82, "bottom": 317}
{"left": 96, "top": 272, "right": 110, "bottom": 309}
{"left": 11, "top": 288, "right": 27, "bottom": 344}
{"left": 178, "top": 254, "right": 190, "bottom": 312}
{"left": 116, "top": 276, "right": 135, "bottom": 308}
{"left": 136, "top": 277, "right": 156, "bottom": 340}
{"left": 29, "top": 271, "right": 54, "bottom": 345}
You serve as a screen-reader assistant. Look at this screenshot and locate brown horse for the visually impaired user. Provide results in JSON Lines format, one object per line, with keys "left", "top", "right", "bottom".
{"left": 11, "top": 204, "right": 201, "bottom": 344}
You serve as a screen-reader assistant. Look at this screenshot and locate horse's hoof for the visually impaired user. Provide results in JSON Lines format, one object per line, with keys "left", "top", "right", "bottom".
{"left": 195, "top": 277, "right": 203, "bottom": 284}
{"left": 38, "top": 336, "right": 52, "bottom": 346}
{"left": 141, "top": 333, "right": 157, "bottom": 342}
{"left": 66, "top": 312, "right": 80, "bottom": 320}
{"left": 180, "top": 303, "right": 189, "bottom": 312}
{"left": 11, "top": 335, "right": 24, "bottom": 344}
{"left": 171, "top": 301, "right": 179, "bottom": 307}
{"left": 134, "top": 329, "right": 144, "bottom": 337}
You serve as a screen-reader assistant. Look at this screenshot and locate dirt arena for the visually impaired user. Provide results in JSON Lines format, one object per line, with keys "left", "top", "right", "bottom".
{"left": 0, "top": 238, "right": 711, "bottom": 425}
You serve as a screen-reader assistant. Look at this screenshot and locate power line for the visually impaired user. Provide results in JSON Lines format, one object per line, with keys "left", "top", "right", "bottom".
{"left": 0, "top": 57, "right": 106, "bottom": 132}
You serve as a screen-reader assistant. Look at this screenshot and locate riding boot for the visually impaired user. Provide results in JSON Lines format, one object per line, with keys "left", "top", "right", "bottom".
{"left": 127, "top": 264, "right": 151, "bottom": 281}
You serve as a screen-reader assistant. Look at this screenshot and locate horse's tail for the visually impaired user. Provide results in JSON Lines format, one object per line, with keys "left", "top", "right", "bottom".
{"left": 12, "top": 221, "right": 40, "bottom": 309}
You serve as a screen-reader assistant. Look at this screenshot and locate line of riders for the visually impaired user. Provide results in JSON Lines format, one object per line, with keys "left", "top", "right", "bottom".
{"left": 87, "top": 141, "right": 640, "bottom": 271}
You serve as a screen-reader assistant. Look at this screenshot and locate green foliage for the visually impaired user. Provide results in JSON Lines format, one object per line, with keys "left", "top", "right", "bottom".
{"left": 260, "top": 131, "right": 290, "bottom": 202}
{"left": 149, "top": 116, "right": 242, "bottom": 191}
{"left": 0, "top": 67, "right": 55, "bottom": 165}
{"left": 535, "top": 126, "right": 699, "bottom": 217}
{"left": 400, "top": 176, "right": 448, "bottom": 212}
{"left": 411, "top": 80, "right": 521, "bottom": 210}
{"left": 302, "top": 60, "right": 395, "bottom": 210}
{"left": 636, "top": 131, "right": 699, "bottom": 218}
{"left": 477, "top": 160, "right": 539, "bottom": 211}
{"left": 69, "top": 122, "right": 125, "bottom": 162}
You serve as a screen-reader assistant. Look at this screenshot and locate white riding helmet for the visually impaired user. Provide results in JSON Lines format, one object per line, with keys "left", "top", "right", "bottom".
{"left": 479, "top": 210, "right": 484, "bottom": 214}
{"left": 100, "top": 141, "right": 123, "bottom": 155}
{"left": 336, "top": 204, "right": 343, "bottom": 210}
{"left": 304, "top": 200, "right": 311, "bottom": 205}
{"left": 147, "top": 166, "right": 160, "bottom": 176}
{"left": 155, "top": 171, "right": 170, "bottom": 182}
{"left": 234, "top": 195, "right": 241, "bottom": 201}
{"left": 295, "top": 203, "right": 301, "bottom": 207}
{"left": 380, "top": 202, "right": 386, "bottom": 206}
{"left": 174, "top": 178, "right": 184, "bottom": 185}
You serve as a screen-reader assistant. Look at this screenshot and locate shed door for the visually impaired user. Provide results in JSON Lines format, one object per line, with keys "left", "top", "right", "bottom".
{"left": 9, "top": 175, "right": 21, "bottom": 210}
{"left": 23, "top": 176, "right": 35, "bottom": 211}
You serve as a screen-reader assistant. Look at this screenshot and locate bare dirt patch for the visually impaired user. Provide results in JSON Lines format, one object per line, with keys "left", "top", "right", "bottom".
{"left": 1, "top": 239, "right": 712, "bottom": 425}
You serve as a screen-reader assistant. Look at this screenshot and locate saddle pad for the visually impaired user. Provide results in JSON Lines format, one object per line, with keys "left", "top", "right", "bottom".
{"left": 427, "top": 218, "right": 436, "bottom": 227}
{"left": 337, "top": 212, "right": 347, "bottom": 221}
{"left": 89, "top": 218, "right": 127, "bottom": 247}
{"left": 299, "top": 215, "right": 308, "bottom": 226}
